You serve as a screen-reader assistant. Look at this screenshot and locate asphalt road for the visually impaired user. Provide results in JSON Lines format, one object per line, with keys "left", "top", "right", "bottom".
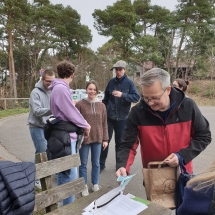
{"left": 0, "top": 106, "right": 214, "bottom": 201}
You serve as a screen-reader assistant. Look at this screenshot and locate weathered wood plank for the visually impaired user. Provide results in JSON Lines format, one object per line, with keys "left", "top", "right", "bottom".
{"left": 45, "top": 187, "right": 172, "bottom": 215}
{"left": 34, "top": 177, "right": 85, "bottom": 212}
{"left": 35, "top": 153, "right": 80, "bottom": 179}
{"left": 46, "top": 187, "right": 113, "bottom": 215}
{"left": 36, "top": 153, "right": 56, "bottom": 213}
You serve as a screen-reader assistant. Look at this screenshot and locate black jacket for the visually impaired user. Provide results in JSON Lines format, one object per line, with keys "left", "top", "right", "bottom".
{"left": 46, "top": 120, "right": 84, "bottom": 160}
{"left": 0, "top": 160, "right": 35, "bottom": 215}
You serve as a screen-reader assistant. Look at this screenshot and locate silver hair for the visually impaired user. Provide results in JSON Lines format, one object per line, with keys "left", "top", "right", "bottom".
{"left": 140, "top": 68, "right": 170, "bottom": 90}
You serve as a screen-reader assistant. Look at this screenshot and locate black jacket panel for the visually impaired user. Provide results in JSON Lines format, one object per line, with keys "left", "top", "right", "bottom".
{"left": 47, "top": 120, "right": 83, "bottom": 160}
{"left": 0, "top": 161, "right": 35, "bottom": 215}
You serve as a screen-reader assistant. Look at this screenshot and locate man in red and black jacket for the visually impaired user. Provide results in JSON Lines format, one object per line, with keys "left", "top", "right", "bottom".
{"left": 116, "top": 68, "right": 211, "bottom": 177}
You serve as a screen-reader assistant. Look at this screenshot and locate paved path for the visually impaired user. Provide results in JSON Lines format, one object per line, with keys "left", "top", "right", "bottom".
{"left": 0, "top": 106, "right": 214, "bottom": 202}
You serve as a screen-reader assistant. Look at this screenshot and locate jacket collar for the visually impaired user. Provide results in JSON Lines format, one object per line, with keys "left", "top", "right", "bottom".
{"left": 114, "top": 75, "right": 126, "bottom": 82}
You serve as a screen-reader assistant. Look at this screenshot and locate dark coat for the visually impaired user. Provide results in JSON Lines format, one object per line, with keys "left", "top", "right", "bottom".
{"left": 0, "top": 160, "right": 35, "bottom": 215}
{"left": 46, "top": 120, "right": 84, "bottom": 160}
{"left": 102, "top": 75, "right": 140, "bottom": 120}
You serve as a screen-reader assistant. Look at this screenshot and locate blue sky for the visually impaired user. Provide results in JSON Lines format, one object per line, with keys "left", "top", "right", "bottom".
{"left": 50, "top": 0, "right": 179, "bottom": 51}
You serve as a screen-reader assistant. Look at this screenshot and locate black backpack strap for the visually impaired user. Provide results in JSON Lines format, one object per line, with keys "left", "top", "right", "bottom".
{"left": 209, "top": 184, "right": 215, "bottom": 215}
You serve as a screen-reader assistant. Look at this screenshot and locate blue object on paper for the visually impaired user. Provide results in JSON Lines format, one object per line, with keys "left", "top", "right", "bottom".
{"left": 117, "top": 174, "right": 135, "bottom": 186}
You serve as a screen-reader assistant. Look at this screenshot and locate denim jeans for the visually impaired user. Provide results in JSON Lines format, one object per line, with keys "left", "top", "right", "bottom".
{"left": 79, "top": 142, "right": 101, "bottom": 185}
{"left": 57, "top": 141, "right": 78, "bottom": 205}
{"left": 29, "top": 126, "right": 47, "bottom": 160}
{"left": 100, "top": 118, "right": 126, "bottom": 168}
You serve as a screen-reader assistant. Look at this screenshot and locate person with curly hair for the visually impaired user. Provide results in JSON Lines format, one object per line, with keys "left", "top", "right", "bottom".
{"left": 48, "top": 60, "right": 91, "bottom": 205}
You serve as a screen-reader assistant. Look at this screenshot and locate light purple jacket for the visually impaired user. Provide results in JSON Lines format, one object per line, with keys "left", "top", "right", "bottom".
{"left": 49, "top": 79, "right": 88, "bottom": 142}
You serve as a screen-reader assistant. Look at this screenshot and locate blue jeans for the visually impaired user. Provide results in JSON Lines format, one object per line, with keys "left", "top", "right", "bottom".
{"left": 29, "top": 126, "right": 47, "bottom": 161}
{"left": 57, "top": 141, "right": 78, "bottom": 205}
{"left": 100, "top": 118, "right": 126, "bottom": 168}
{"left": 79, "top": 143, "right": 101, "bottom": 185}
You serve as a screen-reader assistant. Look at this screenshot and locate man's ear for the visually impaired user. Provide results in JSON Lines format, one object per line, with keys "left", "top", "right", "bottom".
{"left": 167, "top": 86, "right": 171, "bottom": 95}
{"left": 70, "top": 73, "right": 74, "bottom": 79}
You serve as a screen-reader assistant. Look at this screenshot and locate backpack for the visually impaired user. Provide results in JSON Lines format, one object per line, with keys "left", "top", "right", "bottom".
{"left": 175, "top": 153, "right": 194, "bottom": 214}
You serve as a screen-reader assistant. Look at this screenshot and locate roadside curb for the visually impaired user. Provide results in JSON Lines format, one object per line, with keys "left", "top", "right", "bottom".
{"left": 0, "top": 143, "right": 21, "bottom": 162}
{"left": 0, "top": 113, "right": 28, "bottom": 162}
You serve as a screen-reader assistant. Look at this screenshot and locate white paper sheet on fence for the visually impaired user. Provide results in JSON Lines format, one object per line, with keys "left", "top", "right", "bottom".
{"left": 83, "top": 186, "right": 147, "bottom": 215}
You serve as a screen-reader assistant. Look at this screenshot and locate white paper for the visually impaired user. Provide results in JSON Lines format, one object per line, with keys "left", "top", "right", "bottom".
{"left": 84, "top": 174, "right": 147, "bottom": 215}
{"left": 84, "top": 186, "right": 124, "bottom": 212}
{"left": 82, "top": 212, "right": 93, "bottom": 215}
{"left": 86, "top": 195, "right": 147, "bottom": 215}
{"left": 126, "top": 193, "right": 135, "bottom": 198}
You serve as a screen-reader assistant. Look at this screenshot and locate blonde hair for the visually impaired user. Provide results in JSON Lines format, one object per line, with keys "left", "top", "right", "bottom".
{"left": 187, "top": 160, "right": 215, "bottom": 191}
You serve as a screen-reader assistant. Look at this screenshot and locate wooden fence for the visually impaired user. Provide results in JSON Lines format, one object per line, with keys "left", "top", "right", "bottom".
{"left": 0, "top": 98, "right": 30, "bottom": 110}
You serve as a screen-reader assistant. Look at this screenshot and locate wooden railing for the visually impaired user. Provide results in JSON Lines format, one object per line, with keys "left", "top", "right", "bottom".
{"left": 0, "top": 98, "right": 29, "bottom": 110}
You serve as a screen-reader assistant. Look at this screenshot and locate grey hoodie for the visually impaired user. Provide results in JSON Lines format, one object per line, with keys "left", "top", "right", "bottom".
{"left": 28, "top": 80, "right": 52, "bottom": 127}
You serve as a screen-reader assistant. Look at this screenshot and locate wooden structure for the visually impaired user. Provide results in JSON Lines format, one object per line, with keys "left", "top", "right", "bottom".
{"left": 34, "top": 152, "right": 172, "bottom": 215}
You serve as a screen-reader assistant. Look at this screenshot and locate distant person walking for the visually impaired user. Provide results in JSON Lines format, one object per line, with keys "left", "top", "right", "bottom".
{"left": 48, "top": 60, "right": 90, "bottom": 205}
{"left": 173, "top": 79, "right": 189, "bottom": 93}
{"left": 76, "top": 80, "right": 108, "bottom": 196}
{"left": 100, "top": 60, "right": 140, "bottom": 171}
{"left": 28, "top": 69, "right": 55, "bottom": 189}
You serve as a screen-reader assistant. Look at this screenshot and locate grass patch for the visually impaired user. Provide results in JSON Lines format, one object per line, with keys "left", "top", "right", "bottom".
{"left": 0, "top": 108, "right": 29, "bottom": 119}
{"left": 190, "top": 84, "right": 201, "bottom": 94}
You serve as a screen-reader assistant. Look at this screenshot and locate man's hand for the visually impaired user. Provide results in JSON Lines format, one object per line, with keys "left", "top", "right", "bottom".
{"left": 116, "top": 167, "right": 127, "bottom": 178}
{"left": 163, "top": 153, "right": 179, "bottom": 167}
{"left": 112, "top": 90, "right": 122, "bottom": 98}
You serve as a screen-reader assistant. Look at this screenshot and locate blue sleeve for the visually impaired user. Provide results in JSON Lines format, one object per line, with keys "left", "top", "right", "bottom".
{"left": 121, "top": 81, "right": 140, "bottom": 103}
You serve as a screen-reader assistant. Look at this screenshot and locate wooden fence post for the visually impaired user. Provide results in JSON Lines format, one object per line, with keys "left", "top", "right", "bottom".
{"left": 35, "top": 152, "right": 56, "bottom": 213}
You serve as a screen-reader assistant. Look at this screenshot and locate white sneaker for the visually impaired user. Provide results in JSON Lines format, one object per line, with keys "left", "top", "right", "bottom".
{"left": 58, "top": 201, "right": 63, "bottom": 208}
{"left": 35, "top": 180, "right": 42, "bottom": 189}
{"left": 82, "top": 185, "right": 89, "bottom": 197}
{"left": 92, "top": 184, "right": 101, "bottom": 192}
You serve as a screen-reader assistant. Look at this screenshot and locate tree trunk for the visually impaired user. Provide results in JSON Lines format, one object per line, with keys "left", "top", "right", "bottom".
{"left": 166, "top": 30, "right": 175, "bottom": 75}
{"left": 21, "top": 58, "right": 25, "bottom": 97}
{"left": 174, "top": 19, "right": 187, "bottom": 79}
{"left": 7, "top": 26, "right": 17, "bottom": 98}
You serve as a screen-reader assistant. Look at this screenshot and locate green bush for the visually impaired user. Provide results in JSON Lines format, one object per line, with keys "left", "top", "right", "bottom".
{"left": 190, "top": 84, "right": 200, "bottom": 94}
{"left": 203, "top": 89, "right": 210, "bottom": 97}
{"left": 203, "top": 82, "right": 215, "bottom": 97}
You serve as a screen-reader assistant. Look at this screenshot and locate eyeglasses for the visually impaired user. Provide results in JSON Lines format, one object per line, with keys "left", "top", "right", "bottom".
{"left": 143, "top": 89, "right": 166, "bottom": 104}
{"left": 43, "top": 79, "right": 52, "bottom": 83}
{"left": 115, "top": 68, "right": 123, "bottom": 71}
